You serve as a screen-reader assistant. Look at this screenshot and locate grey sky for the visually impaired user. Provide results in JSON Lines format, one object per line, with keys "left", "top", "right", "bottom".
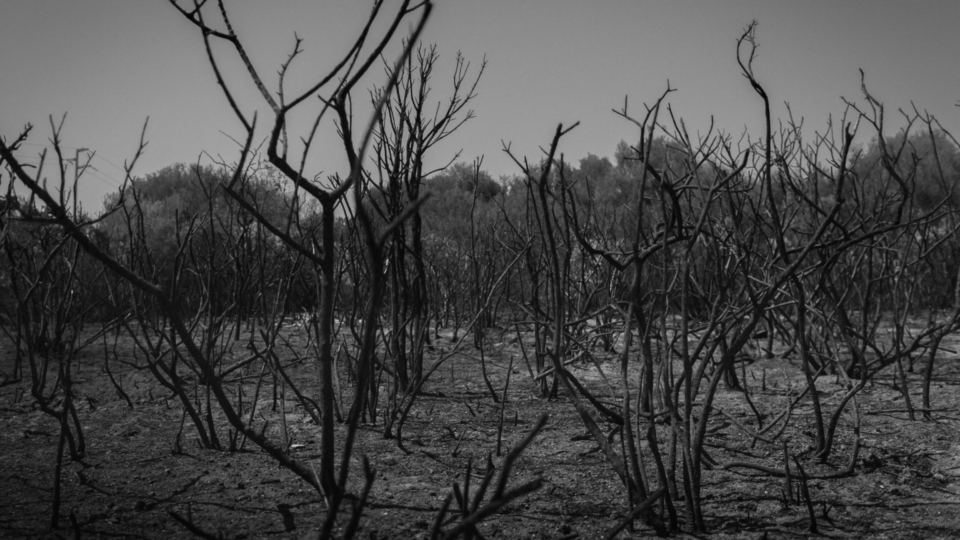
{"left": 3, "top": 1, "right": 959, "bottom": 212}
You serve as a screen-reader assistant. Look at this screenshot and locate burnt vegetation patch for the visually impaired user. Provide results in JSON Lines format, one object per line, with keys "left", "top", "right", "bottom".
{"left": 2, "top": 6, "right": 960, "bottom": 540}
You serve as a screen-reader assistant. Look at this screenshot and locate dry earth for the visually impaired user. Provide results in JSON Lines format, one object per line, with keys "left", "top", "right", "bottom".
{"left": 1, "top": 325, "right": 959, "bottom": 539}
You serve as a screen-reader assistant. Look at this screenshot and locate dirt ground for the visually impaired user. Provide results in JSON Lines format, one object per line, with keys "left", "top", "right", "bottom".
{"left": 1, "top": 325, "right": 959, "bottom": 539}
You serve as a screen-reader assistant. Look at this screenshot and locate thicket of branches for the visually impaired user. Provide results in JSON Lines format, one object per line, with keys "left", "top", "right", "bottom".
{"left": 2, "top": 6, "right": 960, "bottom": 537}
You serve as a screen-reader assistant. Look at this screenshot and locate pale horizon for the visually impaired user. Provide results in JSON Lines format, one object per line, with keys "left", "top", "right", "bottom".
{"left": 3, "top": 1, "right": 959, "bottom": 211}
